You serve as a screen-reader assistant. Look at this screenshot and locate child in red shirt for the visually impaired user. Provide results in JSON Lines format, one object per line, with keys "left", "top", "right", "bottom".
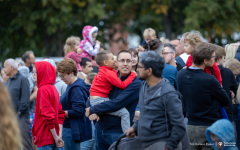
{"left": 90, "top": 50, "right": 136, "bottom": 132}
{"left": 184, "top": 32, "right": 222, "bottom": 85}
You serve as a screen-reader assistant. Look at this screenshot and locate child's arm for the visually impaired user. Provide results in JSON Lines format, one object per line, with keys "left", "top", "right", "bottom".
{"left": 210, "top": 62, "right": 222, "bottom": 85}
{"left": 106, "top": 70, "right": 136, "bottom": 89}
{"left": 83, "top": 42, "right": 100, "bottom": 56}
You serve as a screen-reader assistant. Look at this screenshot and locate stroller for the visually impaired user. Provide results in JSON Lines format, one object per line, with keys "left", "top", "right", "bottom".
{"left": 108, "top": 133, "right": 144, "bottom": 150}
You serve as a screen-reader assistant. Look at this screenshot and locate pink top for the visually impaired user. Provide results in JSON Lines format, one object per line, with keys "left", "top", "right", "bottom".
{"left": 65, "top": 51, "right": 82, "bottom": 71}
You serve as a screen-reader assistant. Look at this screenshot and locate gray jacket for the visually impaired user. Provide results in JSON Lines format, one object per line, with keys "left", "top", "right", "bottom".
{"left": 132, "top": 78, "right": 185, "bottom": 149}
{"left": 18, "top": 66, "right": 35, "bottom": 93}
{"left": 54, "top": 77, "right": 67, "bottom": 97}
{"left": 7, "top": 71, "right": 30, "bottom": 118}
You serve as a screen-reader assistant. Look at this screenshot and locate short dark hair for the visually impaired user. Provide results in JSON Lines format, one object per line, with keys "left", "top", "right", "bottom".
{"left": 57, "top": 58, "right": 78, "bottom": 76}
{"left": 139, "top": 51, "right": 165, "bottom": 77}
{"left": 214, "top": 44, "right": 226, "bottom": 62}
{"left": 148, "top": 39, "right": 162, "bottom": 51}
{"left": 116, "top": 50, "right": 132, "bottom": 60}
{"left": 164, "top": 43, "right": 176, "bottom": 53}
{"left": 95, "top": 50, "right": 112, "bottom": 66}
{"left": 22, "top": 51, "right": 34, "bottom": 62}
{"left": 80, "top": 57, "right": 92, "bottom": 68}
{"left": 192, "top": 42, "right": 215, "bottom": 66}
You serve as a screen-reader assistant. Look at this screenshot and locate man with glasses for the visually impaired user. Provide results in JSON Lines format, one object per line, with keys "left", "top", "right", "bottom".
{"left": 125, "top": 51, "right": 185, "bottom": 150}
{"left": 162, "top": 43, "right": 183, "bottom": 71}
{"left": 85, "top": 50, "right": 141, "bottom": 150}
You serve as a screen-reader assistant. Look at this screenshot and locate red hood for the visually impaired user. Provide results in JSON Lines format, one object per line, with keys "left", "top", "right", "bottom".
{"left": 35, "top": 61, "right": 56, "bottom": 88}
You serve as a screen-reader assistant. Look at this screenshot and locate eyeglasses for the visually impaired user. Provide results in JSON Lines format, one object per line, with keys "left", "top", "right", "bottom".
{"left": 118, "top": 59, "right": 132, "bottom": 64}
{"left": 59, "top": 74, "right": 65, "bottom": 79}
{"left": 162, "top": 52, "right": 173, "bottom": 55}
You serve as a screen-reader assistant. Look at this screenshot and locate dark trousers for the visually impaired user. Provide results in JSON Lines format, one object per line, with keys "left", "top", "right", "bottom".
{"left": 187, "top": 125, "right": 212, "bottom": 150}
{"left": 95, "top": 129, "right": 122, "bottom": 150}
{"left": 19, "top": 116, "right": 33, "bottom": 150}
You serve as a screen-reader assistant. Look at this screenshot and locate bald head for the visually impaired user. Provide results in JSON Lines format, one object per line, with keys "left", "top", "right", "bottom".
{"left": 5, "top": 59, "right": 18, "bottom": 69}
{"left": 3, "top": 59, "right": 18, "bottom": 78}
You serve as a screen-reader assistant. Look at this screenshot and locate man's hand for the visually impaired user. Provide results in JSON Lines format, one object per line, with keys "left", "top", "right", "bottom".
{"left": 230, "top": 90, "right": 235, "bottom": 99}
{"left": 125, "top": 127, "right": 136, "bottom": 138}
{"left": 64, "top": 111, "right": 68, "bottom": 118}
{"left": 89, "top": 114, "right": 100, "bottom": 121}
{"left": 85, "top": 107, "right": 90, "bottom": 117}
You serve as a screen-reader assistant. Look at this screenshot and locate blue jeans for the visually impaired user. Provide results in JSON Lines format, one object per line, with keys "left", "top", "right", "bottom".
{"left": 81, "top": 123, "right": 96, "bottom": 150}
{"left": 62, "top": 128, "right": 80, "bottom": 150}
{"left": 95, "top": 129, "right": 122, "bottom": 150}
{"left": 38, "top": 144, "right": 63, "bottom": 150}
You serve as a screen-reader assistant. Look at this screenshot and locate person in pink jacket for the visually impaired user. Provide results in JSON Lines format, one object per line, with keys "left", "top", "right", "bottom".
{"left": 64, "top": 36, "right": 83, "bottom": 72}
{"left": 79, "top": 26, "right": 101, "bottom": 60}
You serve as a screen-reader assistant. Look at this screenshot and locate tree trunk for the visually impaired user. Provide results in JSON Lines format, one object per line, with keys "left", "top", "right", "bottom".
{"left": 45, "top": 32, "right": 51, "bottom": 57}
{"left": 58, "top": 31, "right": 64, "bottom": 56}
{"left": 163, "top": 9, "right": 172, "bottom": 40}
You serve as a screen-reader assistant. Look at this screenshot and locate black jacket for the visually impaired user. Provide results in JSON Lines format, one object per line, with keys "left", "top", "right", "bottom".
{"left": 177, "top": 68, "right": 229, "bottom": 126}
{"left": 218, "top": 65, "right": 238, "bottom": 121}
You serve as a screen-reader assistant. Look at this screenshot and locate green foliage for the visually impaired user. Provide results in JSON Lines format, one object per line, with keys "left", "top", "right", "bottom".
{"left": 184, "top": 0, "right": 240, "bottom": 43}
{"left": 0, "top": 0, "right": 240, "bottom": 62}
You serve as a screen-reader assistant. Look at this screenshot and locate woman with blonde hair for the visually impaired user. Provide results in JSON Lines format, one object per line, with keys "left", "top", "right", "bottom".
{"left": 224, "top": 58, "right": 240, "bottom": 78}
{"left": 225, "top": 43, "right": 240, "bottom": 61}
{"left": 64, "top": 36, "right": 83, "bottom": 72}
{"left": 0, "top": 81, "right": 21, "bottom": 150}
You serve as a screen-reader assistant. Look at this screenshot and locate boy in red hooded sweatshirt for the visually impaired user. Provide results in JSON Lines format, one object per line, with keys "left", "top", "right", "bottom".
{"left": 32, "top": 61, "right": 65, "bottom": 149}
{"left": 185, "top": 32, "right": 222, "bottom": 85}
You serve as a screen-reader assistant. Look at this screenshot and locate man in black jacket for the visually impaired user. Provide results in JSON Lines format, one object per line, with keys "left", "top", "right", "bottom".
{"left": 177, "top": 42, "right": 229, "bottom": 150}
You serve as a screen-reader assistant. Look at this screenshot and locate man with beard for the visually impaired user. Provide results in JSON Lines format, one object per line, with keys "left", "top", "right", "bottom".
{"left": 85, "top": 50, "right": 141, "bottom": 150}
{"left": 126, "top": 51, "right": 185, "bottom": 150}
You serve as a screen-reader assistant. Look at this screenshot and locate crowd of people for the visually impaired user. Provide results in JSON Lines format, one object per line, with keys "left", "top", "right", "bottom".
{"left": 0, "top": 25, "right": 240, "bottom": 150}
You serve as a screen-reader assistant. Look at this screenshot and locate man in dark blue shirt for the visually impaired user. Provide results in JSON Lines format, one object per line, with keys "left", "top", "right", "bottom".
{"left": 4, "top": 58, "right": 33, "bottom": 150}
{"left": 85, "top": 50, "right": 141, "bottom": 150}
{"left": 177, "top": 43, "right": 229, "bottom": 150}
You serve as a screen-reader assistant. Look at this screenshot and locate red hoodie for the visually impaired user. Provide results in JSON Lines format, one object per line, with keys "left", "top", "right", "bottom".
{"left": 32, "top": 61, "right": 65, "bottom": 147}
{"left": 186, "top": 54, "right": 222, "bottom": 85}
